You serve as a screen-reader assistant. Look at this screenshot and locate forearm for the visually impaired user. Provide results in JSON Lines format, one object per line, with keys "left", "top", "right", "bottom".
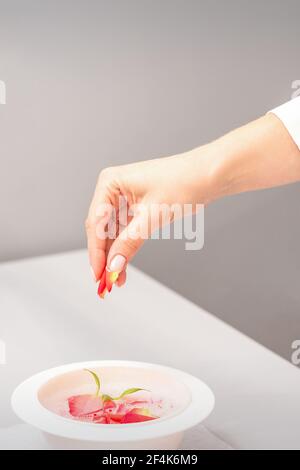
{"left": 197, "top": 113, "right": 300, "bottom": 203}
{"left": 87, "top": 101, "right": 300, "bottom": 282}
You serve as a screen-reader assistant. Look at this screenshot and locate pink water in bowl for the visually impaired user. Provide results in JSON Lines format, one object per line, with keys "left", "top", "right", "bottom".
{"left": 38, "top": 366, "right": 191, "bottom": 426}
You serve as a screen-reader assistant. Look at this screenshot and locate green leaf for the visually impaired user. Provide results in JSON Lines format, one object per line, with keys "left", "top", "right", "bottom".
{"left": 84, "top": 369, "right": 101, "bottom": 397}
{"left": 102, "top": 394, "right": 114, "bottom": 403}
{"left": 113, "top": 387, "right": 147, "bottom": 400}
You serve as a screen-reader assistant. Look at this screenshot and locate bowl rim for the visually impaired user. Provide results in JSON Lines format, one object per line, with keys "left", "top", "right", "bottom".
{"left": 11, "top": 360, "right": 215, "bottom": 442}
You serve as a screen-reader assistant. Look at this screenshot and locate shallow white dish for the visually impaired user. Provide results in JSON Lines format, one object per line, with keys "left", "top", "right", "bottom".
{"left": 12, "top": 360, "right": 215, "bottom": 450}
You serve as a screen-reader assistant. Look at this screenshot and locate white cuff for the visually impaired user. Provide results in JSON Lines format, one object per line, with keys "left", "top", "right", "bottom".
{"left": 268, "top": 96, "right": 300, "bottom": 150}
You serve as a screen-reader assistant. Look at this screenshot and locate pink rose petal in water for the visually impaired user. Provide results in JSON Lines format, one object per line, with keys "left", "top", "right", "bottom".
{"left": 66, "top": 369, "right": 161, "bottom": 425}
{"left": 122, "top": 412, "right": 156, "bottom": 423}
{"left": 68, "top": 394, "right": 102, "bottom": 417}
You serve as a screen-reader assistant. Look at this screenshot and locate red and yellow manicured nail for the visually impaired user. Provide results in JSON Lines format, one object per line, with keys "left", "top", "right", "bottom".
{"left": 97, "top": 255, "right": 126, "bottom": 299}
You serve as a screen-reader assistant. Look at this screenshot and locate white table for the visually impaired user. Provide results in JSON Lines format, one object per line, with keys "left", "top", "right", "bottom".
{"left": 0, "top": 250, "right": 300, "bottom": 449}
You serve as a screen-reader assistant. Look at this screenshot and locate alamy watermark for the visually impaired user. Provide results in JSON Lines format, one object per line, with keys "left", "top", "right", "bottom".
{"left": 0, "top": 80, "right": 6, "bottom": 104}
{"left": 291, "top": 79, "right": 300, "bottom": 99}
{"left": 291, "top": 340, "right": 300, "bottom": 367}
{"left": 94, "top": 198, "right": 204, "bottom": 251}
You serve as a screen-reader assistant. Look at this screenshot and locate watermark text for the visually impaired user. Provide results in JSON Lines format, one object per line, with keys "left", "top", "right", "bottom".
{"left": 94, "top": 198, "right": 204, "bottom": 251}
{"left": 291, "top": 79, "right": 300, "bottom": 99}
{"left": 291, "top": 339, "right": 300, "bottom": 366}
{"left": 0, "top": 80, "right": 6, "bottom": 104}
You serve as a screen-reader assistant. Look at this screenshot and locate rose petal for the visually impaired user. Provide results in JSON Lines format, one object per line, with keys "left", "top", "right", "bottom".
{"left": 121, "top": 412, "right": 156, "bottom": 423}
{"left": 103, "top": 399, "right": 116, "bottom": 411}
{"left": 93, "top": 414, "right": 108, "bottom": 424}
{"left": 127, "top": 400, "right": 149, "bottom": 406}
{"left": 116, "top": 403, "right": 127, "bottom": 414}
{"left": 130, "top": 407, "right": 152, "bottom": 416}
{"left": 68, "top": 394, "right": 102, "bottom": 417}
{"left": 109, "top": 418, "right": 122, "bottom": 424}
{"left": 106, "top": 412, "right": 125, "bottom": 423}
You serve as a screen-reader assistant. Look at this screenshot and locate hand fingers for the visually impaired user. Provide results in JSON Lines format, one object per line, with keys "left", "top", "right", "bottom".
{"left": 86, "top": 189, "right": 112, "bottom": 282}
{"left": 106, "top": 208, "right": 150, "bottom": 271}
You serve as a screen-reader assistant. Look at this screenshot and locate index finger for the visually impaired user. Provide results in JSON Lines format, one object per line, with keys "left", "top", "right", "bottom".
{"left": 85, "top": 190, "right": 112, "bottom": 282}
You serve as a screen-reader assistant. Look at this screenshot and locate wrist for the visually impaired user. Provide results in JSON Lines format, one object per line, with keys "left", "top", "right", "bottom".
{"left": 206, "top": 135, "right": 248, "bottom": 201}
{"left": 199, "top": 116, "right": 274, "bottom": 202}
{"left": 185, "top": 139, "right": 241, "bottom": 205}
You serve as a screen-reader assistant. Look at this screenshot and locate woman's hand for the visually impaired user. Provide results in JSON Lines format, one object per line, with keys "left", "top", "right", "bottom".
{"left": 86, "top": 113, "right": 300, "bottom": 291}
{"left": 85, "top": 148, "right": 217, "bottom": 288}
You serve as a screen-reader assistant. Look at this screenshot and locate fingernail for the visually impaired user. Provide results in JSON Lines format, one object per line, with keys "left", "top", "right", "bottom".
{"left": 90, "top": 266, "right": 97, "bottom": 282}
{"left": 108, "top": 254, "right": 126, "bottom": 273}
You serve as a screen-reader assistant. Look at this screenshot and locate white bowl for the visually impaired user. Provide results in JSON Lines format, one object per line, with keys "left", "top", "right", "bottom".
{"left": 12, "top": 360, "right": 215, "bottom": 450}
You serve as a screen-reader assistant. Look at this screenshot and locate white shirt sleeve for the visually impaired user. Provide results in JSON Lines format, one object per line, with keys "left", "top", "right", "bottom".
{"left": 269, "top": 96, "right": 300, "bottom": 150}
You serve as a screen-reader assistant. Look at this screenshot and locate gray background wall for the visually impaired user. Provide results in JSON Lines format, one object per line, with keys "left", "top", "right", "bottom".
{"left": 0, "top": 0, "right": 299, "bottom": 360}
